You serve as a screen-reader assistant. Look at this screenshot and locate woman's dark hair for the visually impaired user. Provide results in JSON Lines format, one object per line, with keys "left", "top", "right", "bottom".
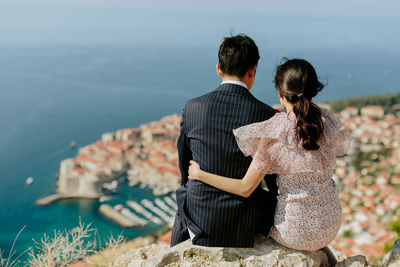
{"left": 274, "top": 58, "right": 325, "bottom": 150}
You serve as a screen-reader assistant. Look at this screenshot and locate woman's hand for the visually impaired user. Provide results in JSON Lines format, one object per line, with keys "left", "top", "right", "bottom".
{"left": 188, "top": 160, "right": 202, "bottom": 180}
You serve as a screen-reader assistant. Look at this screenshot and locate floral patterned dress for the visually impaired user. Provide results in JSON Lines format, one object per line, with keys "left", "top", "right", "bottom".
{"left": 233, "top": 109, "right": 352, "bottom": 251}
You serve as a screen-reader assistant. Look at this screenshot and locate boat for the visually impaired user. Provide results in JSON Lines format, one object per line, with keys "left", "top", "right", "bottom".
{"left": 69, "top": 141, "right": 76, "bottom": 148}
{"left": 126, "top": 200, "right": 163, "bottom": 225}
{"left": 25, "top": 177, "right": 34, "bottom": 185}
{"left": 141, "top": 199, "right": 171, "bottom": 223}
{"left": 155, "top": 198, "right": 176, "bottom": 216}
{"left": 99, "top": 195, "right": 113, "bottom": 203}
{"left": 113, "top": 204, "right": 123, "bottom": 212}
{"left": 120, "top": 208, "right": 148, "bottom": 226}
{"left": 164, "top": 196, "right": 177, "bottom": 210}
{"left": 103, "top": 180, "right": 118, "bottom": 192}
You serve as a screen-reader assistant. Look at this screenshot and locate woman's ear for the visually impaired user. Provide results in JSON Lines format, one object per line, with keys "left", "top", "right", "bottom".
{"left": 277, "top": 90, "right": 284, "bottom": 99}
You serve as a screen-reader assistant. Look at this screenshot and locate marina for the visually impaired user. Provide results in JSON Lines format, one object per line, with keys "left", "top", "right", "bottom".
{"left": 141, "top": 199, "right": 171, "bottom": 223}
{"left": 164, "top": 196, "right": 178, "bottom": 210}
{"left": 126, "top": 200, "right": 163, "bottom": 225}
{"left": 155, "top": 198, "right": 176, "bottom": 216}
{"left": 99, "top": 204, "right": 139, "bottom": 228}
{"left": 100, "top": 197, "right": 178, "bottom": 227}
{"left": 113, "top": 204, "right": 148, "bottom": 226}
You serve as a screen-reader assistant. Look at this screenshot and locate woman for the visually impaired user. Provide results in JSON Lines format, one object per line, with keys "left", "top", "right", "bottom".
{"left": 188, "top": 59, "right": 352, "bottom": 251}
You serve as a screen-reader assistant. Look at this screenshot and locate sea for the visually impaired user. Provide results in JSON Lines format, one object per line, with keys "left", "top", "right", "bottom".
{"left": 0, "top": 45, "right": 399, "bottom": 258}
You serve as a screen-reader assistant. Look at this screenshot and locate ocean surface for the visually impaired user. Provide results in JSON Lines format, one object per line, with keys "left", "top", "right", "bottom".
{"left": 0, "top": 45, "right": 399, "bottom": 258}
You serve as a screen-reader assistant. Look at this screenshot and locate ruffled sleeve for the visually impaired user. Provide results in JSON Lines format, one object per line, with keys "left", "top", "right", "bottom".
{"left": 232, "top": 114, "right": 283, "bottom": 158}
{"left": 233, "top": 113, "right": 316, "bottom": 175}
{"left": 233, "top": 110, "right": 353, "bottom": 175}
{"left": 320, "top": 108, "right": 353, "bottom": 156}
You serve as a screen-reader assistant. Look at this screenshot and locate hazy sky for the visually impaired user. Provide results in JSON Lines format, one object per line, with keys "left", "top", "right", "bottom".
{"left": 0, "top": 0, "right": 399, "bottom": 50}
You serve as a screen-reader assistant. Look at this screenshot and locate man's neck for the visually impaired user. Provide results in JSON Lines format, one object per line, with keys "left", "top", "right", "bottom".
{"left": 221, "top": 80, "right": 248, "bottom": 90}
{"left": 221, "top": 76, "right": 250, "bottom": 90}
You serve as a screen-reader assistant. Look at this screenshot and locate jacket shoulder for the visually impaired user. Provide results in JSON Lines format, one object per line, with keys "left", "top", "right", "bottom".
{"left": 186, "top": 91, "right": 216, "bottom": 104}
{"left": 247, "top": 95, "right": 277, "bottom": 119}
{"left": 183, "top": 91, "right": 218, "bottom": 112}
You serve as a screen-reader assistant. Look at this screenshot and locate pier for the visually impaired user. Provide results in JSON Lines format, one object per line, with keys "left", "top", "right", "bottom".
{"left": 164, "top": 196, "right": 177, "bottom": 210}
{"left": 99, "top": 204, "right": 139, "bottom": 228}
{"left": 126, "top": 200, "right": 163, "bottom": 225}
{"left": 141, "top": 199, "right": 171, "bottom": 223}
{"left": 36, "top": 193, "right": 100, "bottom": 206}
{"left": 155, "top": 198, "right": 176, "bottom": 216}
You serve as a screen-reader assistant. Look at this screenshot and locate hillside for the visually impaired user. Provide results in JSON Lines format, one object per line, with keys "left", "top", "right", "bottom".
{"left": 328, "top": 92, "right": 400, "bottom": 114}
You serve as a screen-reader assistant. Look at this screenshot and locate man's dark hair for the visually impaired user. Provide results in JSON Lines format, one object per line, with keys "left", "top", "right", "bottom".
{"left": 218, "top": 34, "right": 260, "bottom": 78}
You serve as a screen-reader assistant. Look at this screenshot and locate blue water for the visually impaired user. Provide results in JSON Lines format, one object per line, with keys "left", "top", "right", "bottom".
{"left": 0, "top": 45, "right": 399, "bottom": 258}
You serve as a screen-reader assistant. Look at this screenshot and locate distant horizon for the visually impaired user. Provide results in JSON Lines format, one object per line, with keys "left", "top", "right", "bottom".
{"left": 1, "top": 0, "right": 400, "bottom": 52}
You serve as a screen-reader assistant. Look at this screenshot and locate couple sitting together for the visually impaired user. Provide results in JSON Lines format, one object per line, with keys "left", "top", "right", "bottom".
{"left": 170, "top": 34, "right": 352, "bottom": 254}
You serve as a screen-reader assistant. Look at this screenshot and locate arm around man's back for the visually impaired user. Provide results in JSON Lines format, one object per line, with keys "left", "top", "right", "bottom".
{"left": 177, "top": 104, "right": 192, "bottom": 186}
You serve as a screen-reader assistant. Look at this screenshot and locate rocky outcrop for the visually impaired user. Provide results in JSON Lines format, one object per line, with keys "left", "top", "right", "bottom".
{"left": 335, "top": 255, "right": 369, "bottom": 267}
{"left": 107, "top": 237, "right": 400, "bottom": 267}
{"left": 118, "top": 236, "right": 330, "bottom": 267}
{"left": 385, "top": 239, "right": 400, "bottom": 267}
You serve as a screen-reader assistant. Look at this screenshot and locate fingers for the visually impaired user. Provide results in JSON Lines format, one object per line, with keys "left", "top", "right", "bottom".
{"left": 189, "top": 160, "right": 200, "bottom": 167}
{"left": 188, "top": 164, "right": 197, "bottom": 180}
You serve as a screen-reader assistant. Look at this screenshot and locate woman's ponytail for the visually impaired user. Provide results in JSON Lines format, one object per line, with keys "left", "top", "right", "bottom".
{"left": 275, "top": 59, "right": 325, "bottom": 151}
{"left": 293, "top": 96, "right": 323, "bottom": 150}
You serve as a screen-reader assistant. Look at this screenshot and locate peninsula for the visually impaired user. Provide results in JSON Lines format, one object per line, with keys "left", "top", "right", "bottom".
{"left": 37, "top": 114, "right": 182, "bottom": 205}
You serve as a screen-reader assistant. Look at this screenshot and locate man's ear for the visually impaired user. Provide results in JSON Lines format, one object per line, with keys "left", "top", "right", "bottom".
{"left": 216, "top": 64, "right": 223, "bottom": 78}
{"left": 247, "top": 65, "right": 257, "bottom": 79}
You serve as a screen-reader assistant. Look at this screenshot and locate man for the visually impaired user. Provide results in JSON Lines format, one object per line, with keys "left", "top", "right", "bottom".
{"left": 171, "top": 34, "right": 278, "bottom": 247}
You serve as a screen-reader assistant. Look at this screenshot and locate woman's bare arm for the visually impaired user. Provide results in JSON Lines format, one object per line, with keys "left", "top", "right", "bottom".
{"left": 188, "top": 160, "right": 265, "bottom": 198}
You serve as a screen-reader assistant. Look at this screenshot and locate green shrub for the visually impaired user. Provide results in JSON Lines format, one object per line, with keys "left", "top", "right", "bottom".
{"left": 343, "top": 229, "right": 354, "bottom": 238}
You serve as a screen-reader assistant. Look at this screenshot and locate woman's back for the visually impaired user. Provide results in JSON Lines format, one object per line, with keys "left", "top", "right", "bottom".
{"left": 233, "top": 108, "right": 352, "bottom": 251}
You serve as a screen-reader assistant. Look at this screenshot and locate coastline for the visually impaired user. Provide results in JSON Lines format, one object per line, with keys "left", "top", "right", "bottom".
{"left": 33, "top": 93, "right": 400, "bottom": 261}
{"left": 36, "top": 114, "right": 182, "bottom": 204}
{"left": 33, "top": 114, "right": 181, "bottom": 233}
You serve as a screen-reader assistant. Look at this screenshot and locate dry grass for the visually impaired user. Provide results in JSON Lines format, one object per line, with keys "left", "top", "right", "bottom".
{"left": 27, "top": 219, "right": 96, "bottom": 267}
{"left": 85, "top": 235, "right": 127, "bottom": 267}
{"left": 2, "top": 219, "right": 158, "bottom": 267}
{"left": 0, "top": 226, "right": 29, "bottom": 267}
{"left": 85, "top": 235, "right": 156, "bottom": 267}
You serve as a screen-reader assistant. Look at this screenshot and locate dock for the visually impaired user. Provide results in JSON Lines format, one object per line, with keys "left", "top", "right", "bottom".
{"left": 164, "top": 196, "right": 177, "bottom": 210}
{"left": 126, "top": 200, "right": 163, "bottom": 225}
{"left": 155, "top": 198, "right": 176, "bottom": 216}
{"left": 36, "top": 193, "right": 100, "bottom": 206}
{"left": 141, "top": 199, "right": 171, "bottom": 223}
{"left": 99, "top": 204, "right": 139, "bottom": 228}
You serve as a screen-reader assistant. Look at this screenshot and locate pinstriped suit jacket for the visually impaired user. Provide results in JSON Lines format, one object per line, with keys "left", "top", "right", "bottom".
{"left": 171, "top": 83, "right": 278, "bottom": 247}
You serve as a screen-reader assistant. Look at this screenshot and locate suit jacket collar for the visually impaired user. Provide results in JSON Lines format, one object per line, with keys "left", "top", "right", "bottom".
{"left": 215, "top": 83, "right": 252, "bottom": 96}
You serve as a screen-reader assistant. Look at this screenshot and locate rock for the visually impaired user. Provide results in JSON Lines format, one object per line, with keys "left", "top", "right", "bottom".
{"left": 328, "top": 245, "right": 347, "bottom": 262}
{"left": 85, "top": 236, "right": 156, "bottom": 266}
{"left": 335, "top": 255, "right": 369, "bottom": 267}
{"left": 387, "top": 239, "right": 400, "bottom": 267}
{"left": 118, "top": 236, "right": 330, "bottom": 267}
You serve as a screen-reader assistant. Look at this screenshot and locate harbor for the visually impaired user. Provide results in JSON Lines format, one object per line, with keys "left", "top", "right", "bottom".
{"left": 99, "top": 195, "right": 177, "bottom": 228}
{"left": 36, "top": 114, "right": 182, "bottom": 207}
